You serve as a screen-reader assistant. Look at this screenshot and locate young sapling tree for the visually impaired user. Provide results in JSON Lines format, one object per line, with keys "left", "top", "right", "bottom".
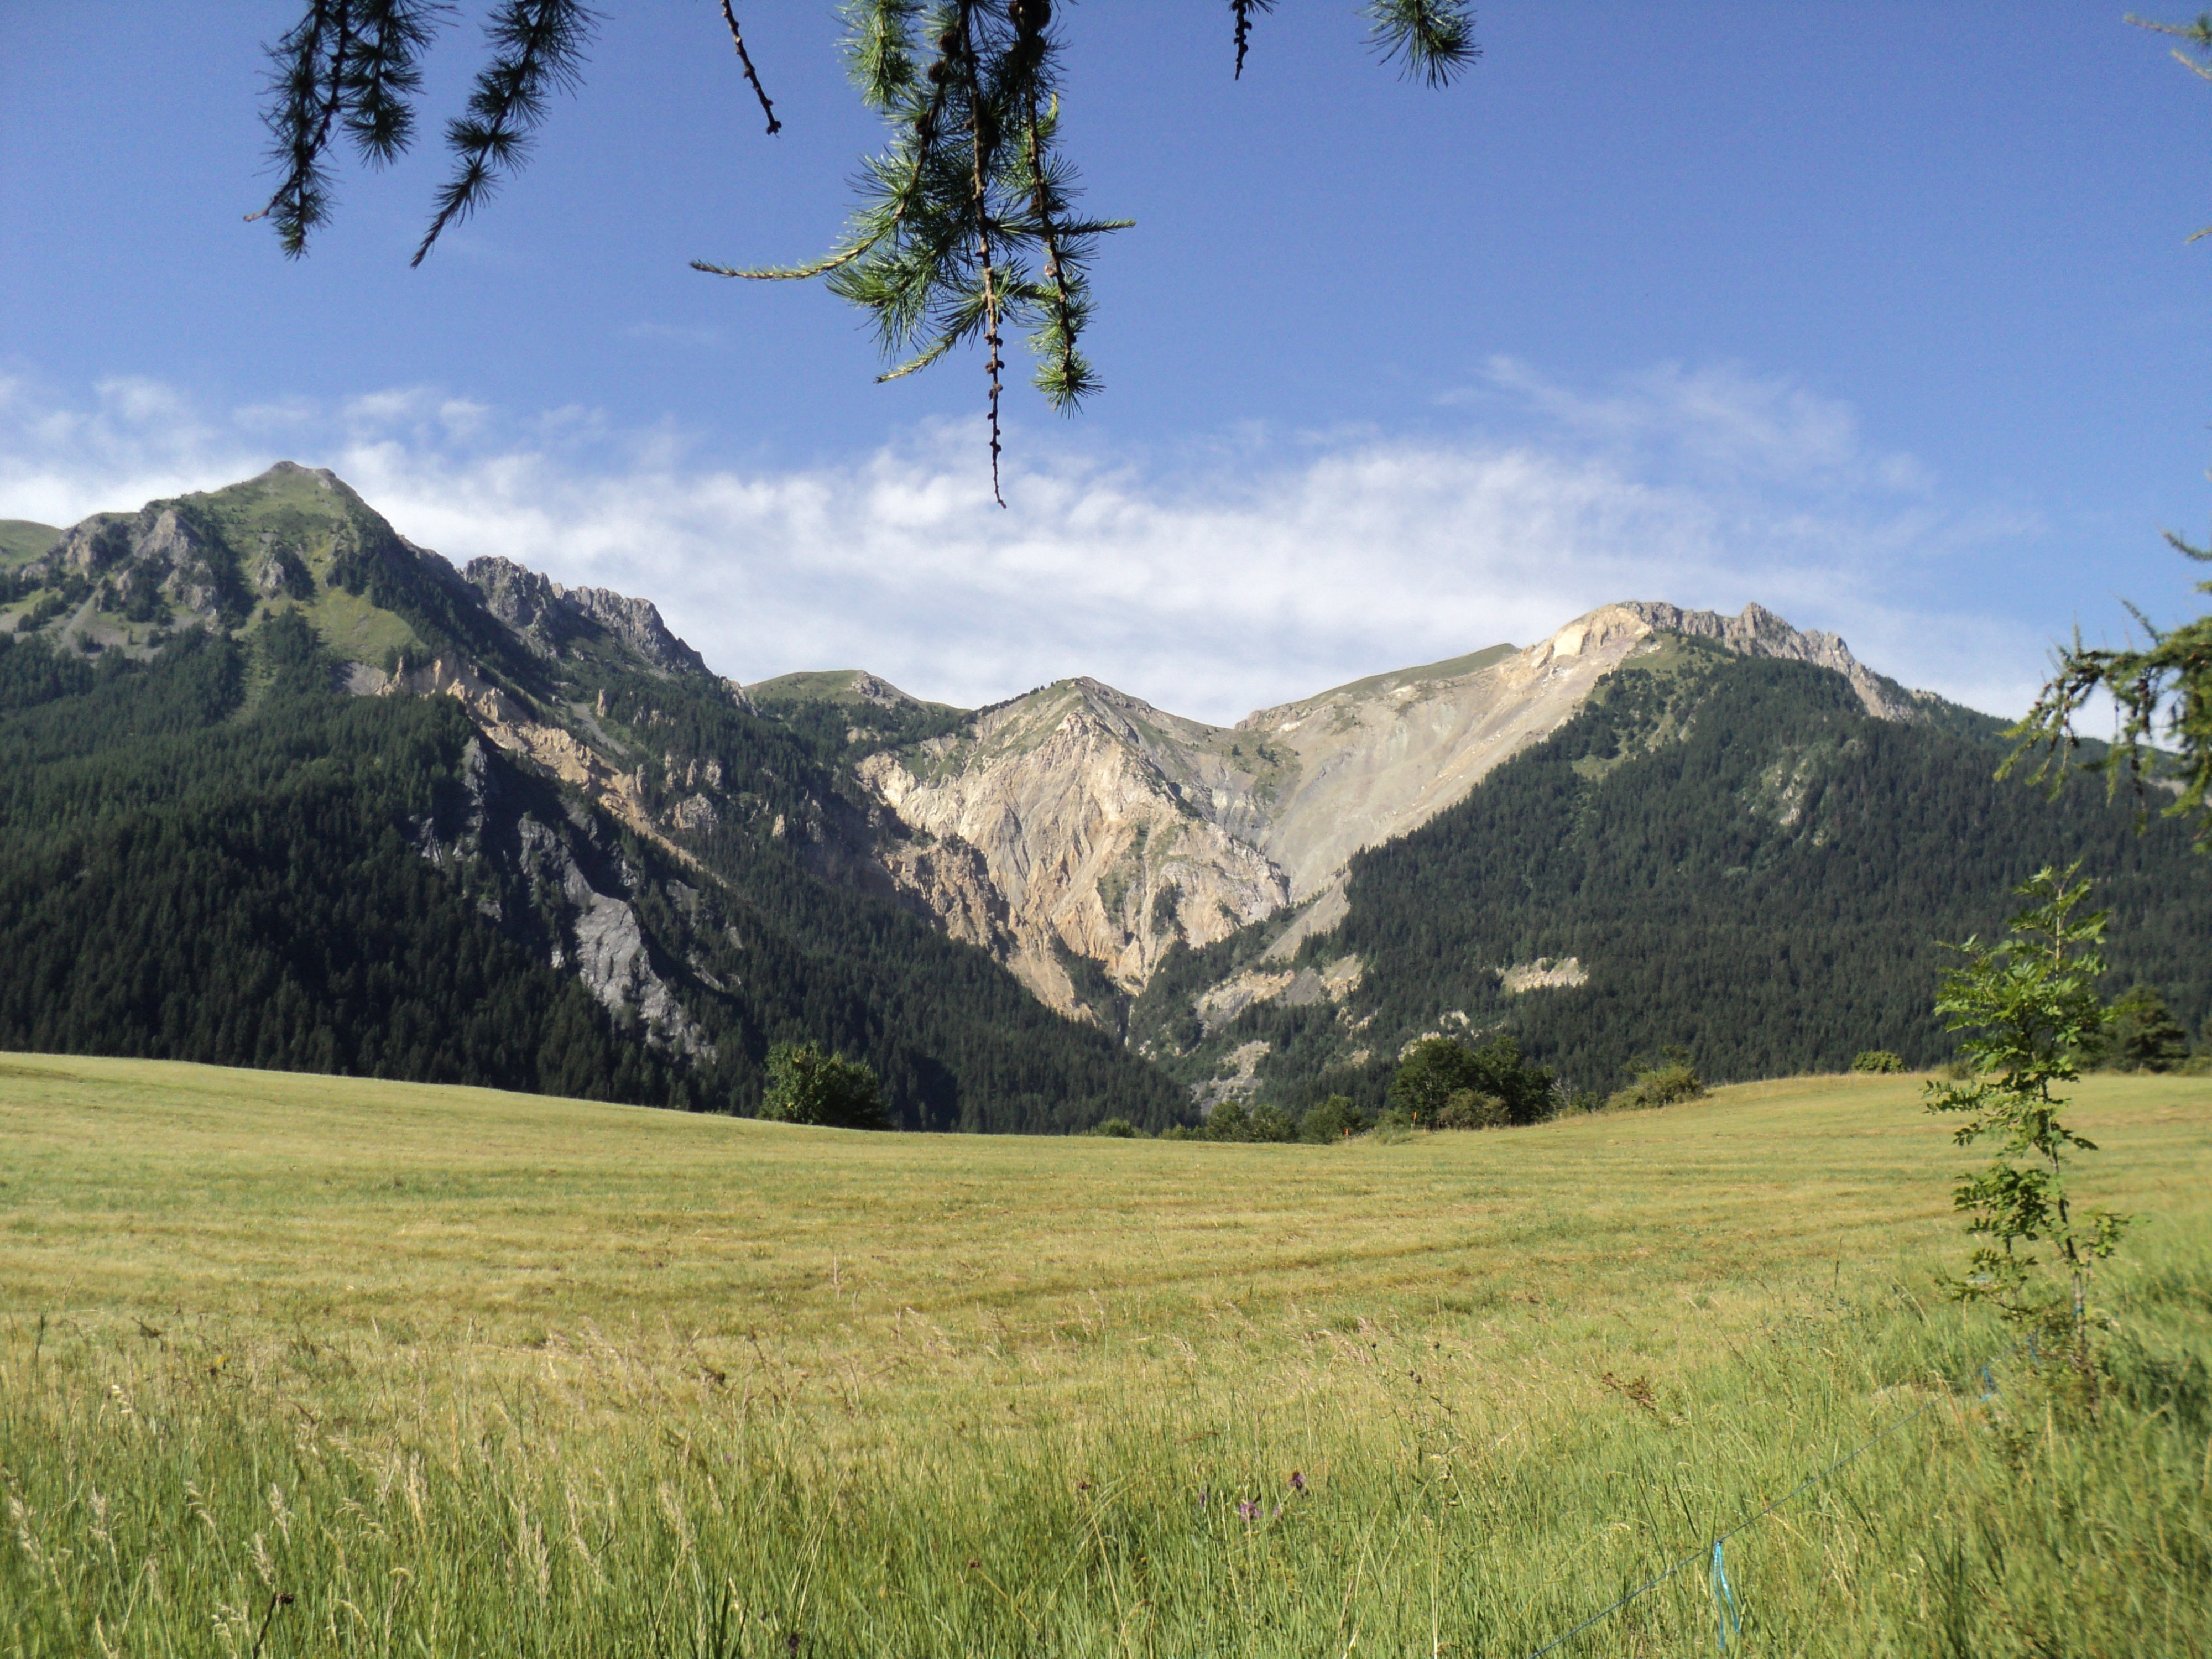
{"left": 1924, "top": 863, "right": 2130, "bottom": 1358}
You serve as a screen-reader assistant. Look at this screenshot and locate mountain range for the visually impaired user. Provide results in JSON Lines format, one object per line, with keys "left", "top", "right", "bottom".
{"left": 0, "top": 465, "right": 2201, "bottom": 1126}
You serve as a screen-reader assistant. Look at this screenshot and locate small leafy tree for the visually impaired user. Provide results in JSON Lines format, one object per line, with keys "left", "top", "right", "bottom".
{"left": 1387, "top": 1037, "right": 1467, "bottom": 1126}
{"left": 759, "top": 1041, "right": 890, "bottom": 1129}
{"left": 1851, "top": 1049, "right": 1906, "bottom": 1074}
{"left": 1390, "top": 1033, "right": 1556, "bottom": 1128}
{"left": 1924, "top": 864, "right": 2129, "bottom": 1336}
{"left": 1298, "top": 1094, "right": 1371, "bottom": 1142}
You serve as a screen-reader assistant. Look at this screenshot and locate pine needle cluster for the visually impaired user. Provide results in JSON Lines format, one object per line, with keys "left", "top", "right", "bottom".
{"left": 2007, "top": 16, "right": 2212, "bottom": 851}
{"left": 2007, "top": 531, "right": 2212, "bottom": 853}
{"left": 253, "top": 1, "right": 598, "bottom": 266}
{"left": 696, "top": 1, "right": 1129, "bottom": 504}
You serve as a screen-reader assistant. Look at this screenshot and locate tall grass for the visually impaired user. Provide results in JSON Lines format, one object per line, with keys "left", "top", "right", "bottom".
{"left": 2, "top": 1058, "right": 2208, "bottom": 1655}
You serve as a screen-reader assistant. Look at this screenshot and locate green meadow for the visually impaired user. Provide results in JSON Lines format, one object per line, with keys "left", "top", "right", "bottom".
{"left": 2, "top": 1054, "right": 2208, "bottom": 1656}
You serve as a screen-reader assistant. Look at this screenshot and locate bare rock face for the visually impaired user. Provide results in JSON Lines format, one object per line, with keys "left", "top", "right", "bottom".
{"left": 461, "top": 556, "right": 709, "bottom": 677}
{"left": 417, "top": 739, "right": 711, "bottom": 1058}
{"left": 1501, "top": 956, "right": 1590, "bottom": 993}
{"left": 564, "top": 585, "right": 709, "bottom": 676}
{"left": 463, "top": 556, "right": 569, "bottom": 649}
{"left": 40, "top": 505, "right": 251, "bottom": 628}
{"left": 1615, "top": 601, "right": 1916, "bottom": 722}
{"left": 856, "top": 680, "right": 1291, "bottom": 1019}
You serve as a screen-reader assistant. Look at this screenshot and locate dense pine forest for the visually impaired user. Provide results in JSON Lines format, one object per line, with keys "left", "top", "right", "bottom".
{"left": 1137, "top": 639, "right": 2211, "bottom": 1109}
{"left": 0, "top": 614, "right": 1185, "bottom": 1132}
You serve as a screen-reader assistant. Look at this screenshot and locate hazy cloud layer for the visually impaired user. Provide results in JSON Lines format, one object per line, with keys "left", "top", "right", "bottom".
{"left": 1, "top": 364, "right": 2058, "bottom": 723}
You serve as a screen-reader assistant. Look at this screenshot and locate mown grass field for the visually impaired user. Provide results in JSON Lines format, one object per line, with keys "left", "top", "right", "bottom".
{"left": 2, "top": 1054, "right": 2208, "bottom": 1656}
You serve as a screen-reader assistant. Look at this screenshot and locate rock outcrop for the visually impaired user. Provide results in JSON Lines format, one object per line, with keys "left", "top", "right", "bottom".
{"left": 414, "top": 738, "right": 710, "bottom": 1057}
{"left": 1615, "top": 601, "right": 1916, "bottom": 722}
{"left": 857, "top": 679, "right": 1290, "bottom": 1019}
{"left": 463, "top": 555, "right": 709, "bottom": 677}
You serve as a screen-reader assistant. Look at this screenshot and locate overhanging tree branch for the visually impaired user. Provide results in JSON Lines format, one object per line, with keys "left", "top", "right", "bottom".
{"left": 254, "top": 0, "right": 1476, "bottom": 488}
{"left": 411, "top": 0, "right": 597, "bottom": 267}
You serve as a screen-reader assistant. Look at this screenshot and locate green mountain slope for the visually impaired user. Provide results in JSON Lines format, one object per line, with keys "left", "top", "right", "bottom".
{"left": 0, "top": 625, "right": 667, "bottom": 1100}
{"left": 0, "top": 521, "right": 58, "bottom": 566}
{"left": 1134, "top": 639, "right": 2210, "bottom": 1106}
{"left": 0, "top": 470, "right": 1183, "bottom": 1133}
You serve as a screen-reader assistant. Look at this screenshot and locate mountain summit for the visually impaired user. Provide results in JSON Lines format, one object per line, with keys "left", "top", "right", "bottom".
{"left": 847, "top": 598, "right": 1927, "bottom": 1021}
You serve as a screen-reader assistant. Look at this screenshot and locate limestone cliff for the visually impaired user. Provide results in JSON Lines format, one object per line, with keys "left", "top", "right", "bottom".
{"left": 856, "top": 679, "right": 1289, "bottom": 1022}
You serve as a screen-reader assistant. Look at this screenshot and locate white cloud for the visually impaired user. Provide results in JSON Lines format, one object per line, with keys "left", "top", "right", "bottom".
{"left": 0, "top": 367, "right": 2067, "bottom": 722}
{"left": 1469, "top": 357, "right": 1937, "bottom": 494}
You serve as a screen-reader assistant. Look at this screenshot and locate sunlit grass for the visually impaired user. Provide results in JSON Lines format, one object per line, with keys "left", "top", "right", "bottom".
{"left": 3, "top": 1056, "right": 2207, "bottom": 1655}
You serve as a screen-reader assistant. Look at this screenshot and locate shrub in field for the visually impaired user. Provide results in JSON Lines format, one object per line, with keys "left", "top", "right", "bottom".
{"left": 1389, "top": 1034, "right": 1556, "bottom": 1127}
{"left": 1197, "top": 1100, "right": 1297, "bottom": 1142}
{"left": 1298, "top": 1093, "right": 1371, "bottom": 1141}
{"left": 1433, "top": 1088, "right": 1509, "bottom": 1129}
{"left": 1087, "top": 1117, "right": 1141, "bottom": 1138}
{"left": 1606, "top": 1050, "right": 1706, "bottom": 1111}
{"left": 1203, "top": 1100, "right": 1250, "bottom": 1140}
{"left": 1370, "top": 1104, "right": 1418, "bottom": 1141}
{"left": 759, "top": 1042, "right": 889, "bottom": 1129}
{"left": 1926, "top": 863, "right": 2128, "bottom": 1347}
{"left": 1852, "top": 1050, "right": 1907, "bottom": 1074}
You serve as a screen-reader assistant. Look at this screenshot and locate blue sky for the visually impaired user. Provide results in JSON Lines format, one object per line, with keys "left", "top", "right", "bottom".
{"left": 3, "top": 3, "right": 2208, "bottom": 719}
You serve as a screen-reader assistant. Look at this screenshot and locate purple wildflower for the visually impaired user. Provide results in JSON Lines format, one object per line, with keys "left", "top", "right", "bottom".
{"left": 1290, "top": 1469, "right": 1305, "bottom": 1492}
{"left": 1238, "top": 1499, "right": 1259, "bottom": 1522}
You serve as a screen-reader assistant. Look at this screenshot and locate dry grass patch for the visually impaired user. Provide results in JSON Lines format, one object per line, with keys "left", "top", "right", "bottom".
{"left": 3, "top": 1057, "right": 2208, "bottom": 1655}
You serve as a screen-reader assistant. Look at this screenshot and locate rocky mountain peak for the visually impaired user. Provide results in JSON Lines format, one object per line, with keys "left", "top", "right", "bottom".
{"left": 1609, "top": 600, "right": 1916, "bottom": 720}
{"left": 561, "top": 585, "right": 710, "bottom": 678}
{"left": 841, "top": 596, "right": 1950, "bottom": 1023}
{"left": 461, "top": 555, "right": 709, "bottom": 678}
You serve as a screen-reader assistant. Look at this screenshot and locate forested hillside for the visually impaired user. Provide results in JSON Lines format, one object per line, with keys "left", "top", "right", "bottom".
{"left": 1135, "top": 638, "right": 2210, "bottom": 1107}
{"left": 0, "top": 623, "right": 664, "bottom": 1100}
{"left": 0, "top": 606, "right": 1184, "bottom": 1132}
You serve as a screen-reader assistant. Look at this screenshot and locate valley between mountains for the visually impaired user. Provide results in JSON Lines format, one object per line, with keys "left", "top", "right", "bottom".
{"left": 1, "top": 465, "right": 2204, "bottom": 1129}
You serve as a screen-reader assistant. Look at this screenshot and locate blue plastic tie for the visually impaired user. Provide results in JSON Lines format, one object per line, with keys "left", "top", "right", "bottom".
{"left": 1978, "top": 1363, "right": 1997, "bottom": 1401}
{"left": 1711, "top": 1541, "right": 1741, "bottom": 1652}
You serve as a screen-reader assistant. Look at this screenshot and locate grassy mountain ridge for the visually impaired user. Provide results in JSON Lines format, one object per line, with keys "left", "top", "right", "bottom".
{"left": 0, "top": 520, "right": 58, "bottom": 566}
